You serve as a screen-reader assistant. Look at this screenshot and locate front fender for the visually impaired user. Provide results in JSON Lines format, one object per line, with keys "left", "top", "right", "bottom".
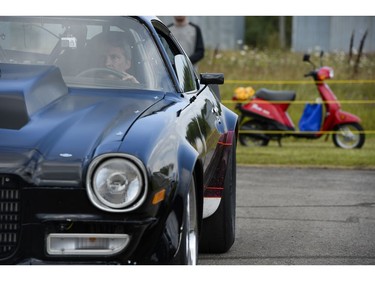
{"left": 222, "top": 104, "right": 239, "bottom": 134}
{"left": 334, "top": 110, "right": 361, "bottom": 125}
{"left": 117, "top": 101, "right": 204, "bottom": 262}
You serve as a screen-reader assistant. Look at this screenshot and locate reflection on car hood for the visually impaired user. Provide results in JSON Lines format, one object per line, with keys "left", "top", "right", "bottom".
{"left": 0, "top": 63, "right": 165, "bottom": 185}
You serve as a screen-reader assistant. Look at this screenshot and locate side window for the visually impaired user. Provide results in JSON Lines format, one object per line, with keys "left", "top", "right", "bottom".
{"left": 156, "top": 29, "right": 197, "bottom": 93}
{"left": 158, "top": 35, "right": 175, "bottom": 64}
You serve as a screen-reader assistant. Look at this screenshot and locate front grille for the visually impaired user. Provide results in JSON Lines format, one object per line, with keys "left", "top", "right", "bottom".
{"left": 0, "top": 175, "right": 21, "bottom": 258}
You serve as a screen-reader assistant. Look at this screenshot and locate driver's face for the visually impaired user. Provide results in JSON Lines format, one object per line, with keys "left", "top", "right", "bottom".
{"left": 105, "top": 46, "right": 130, "bottom": 73}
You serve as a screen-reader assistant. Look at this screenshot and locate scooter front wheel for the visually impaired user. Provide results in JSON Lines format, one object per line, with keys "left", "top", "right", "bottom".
{"left": 239, "top": 120, "right": 270, "bottom": 147}
{"left": 332, "top": 123, "right": 365, "bottom": 149}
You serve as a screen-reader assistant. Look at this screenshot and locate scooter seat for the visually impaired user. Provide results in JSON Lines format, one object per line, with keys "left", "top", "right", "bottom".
{"left": 255, "top": 88, "right": 296, "bottom": 102}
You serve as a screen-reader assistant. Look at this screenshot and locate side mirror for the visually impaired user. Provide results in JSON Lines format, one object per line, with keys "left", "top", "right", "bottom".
{"left": 303, "top": 53, "right": 316, "bottom": 69}
{"left": 303, "top": 54, "right": 310, "bottom": 62}
{"left": 319, "top": 51, "right": 324, "bottom": 66}
{"left": 200, "top": 73, "right": 224, "bottom": 85}
{"left": 200, "top": 73, "right": 224, "bottom": 101}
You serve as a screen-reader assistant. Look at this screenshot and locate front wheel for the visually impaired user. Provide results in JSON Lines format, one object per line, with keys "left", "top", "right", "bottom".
{"left": 174, "top": 176, "right": 199, "bottom": 265}
{"left": 332, "top": 123, "right": 365, "bottom": 149}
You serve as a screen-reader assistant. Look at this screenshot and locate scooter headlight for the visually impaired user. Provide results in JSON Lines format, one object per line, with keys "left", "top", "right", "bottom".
{"left": 86, "top": 154, "right": 147, "bottom": 212}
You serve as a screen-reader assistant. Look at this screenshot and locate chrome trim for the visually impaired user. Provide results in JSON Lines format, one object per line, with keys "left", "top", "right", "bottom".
{"left": 86, "top": 153, "right": 148, "bottom": 213}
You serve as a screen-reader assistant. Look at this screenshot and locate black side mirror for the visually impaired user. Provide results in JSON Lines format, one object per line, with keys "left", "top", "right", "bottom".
{"left": 200, "top": 73, "right": 224, "bottom": 101}
{"left": 303, "top": 53, "right": 316, "bottom": 69}
{"left": 303, "top": 54, "right": 310, "bottom": 62}
{"left": 320, "top": 51, "right": 324, "bottom": 66}
{"left": 200, "top": 73, "right": 224, "bottom": 85}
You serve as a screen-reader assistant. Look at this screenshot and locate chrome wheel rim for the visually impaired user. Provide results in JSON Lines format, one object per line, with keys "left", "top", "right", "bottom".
{"left": 186, "top": 182, "right": 198, "bottom": 265}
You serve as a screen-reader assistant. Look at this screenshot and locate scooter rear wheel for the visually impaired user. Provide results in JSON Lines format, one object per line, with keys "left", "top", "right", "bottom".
{"left": 332, "top": 123, "right": 365, "bottom": 149}
{"left": 239, "top": 120, "right": 270, "bottom": 147}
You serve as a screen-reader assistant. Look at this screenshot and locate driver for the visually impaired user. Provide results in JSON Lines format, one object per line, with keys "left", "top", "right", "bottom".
{"left": 103, "top": 34, "right": 139, "bottom": 83}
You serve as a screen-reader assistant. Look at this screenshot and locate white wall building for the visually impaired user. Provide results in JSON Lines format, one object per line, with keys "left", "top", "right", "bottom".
{"left": 159, "top": 16, "right": 375, "bottom": 53}
{"left": 292, "top": 16, "right": 375, "bottom": 53}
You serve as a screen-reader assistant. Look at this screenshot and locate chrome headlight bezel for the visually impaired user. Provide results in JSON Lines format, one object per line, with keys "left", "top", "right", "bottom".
{"left": 86, "top": 153, "right": 148, "bottom": 213}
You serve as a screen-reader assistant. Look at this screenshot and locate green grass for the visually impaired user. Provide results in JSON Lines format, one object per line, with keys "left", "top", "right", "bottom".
{"left": 236, "top": 136, "right": 375, "bottom": 169}
{"left": 198, "top": 49, "right": 375, "bottom": 169}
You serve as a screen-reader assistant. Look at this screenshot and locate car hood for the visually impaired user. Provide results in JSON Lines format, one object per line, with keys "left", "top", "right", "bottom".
{"left": 0, "top": 63, "right": 164, "bottom": 185}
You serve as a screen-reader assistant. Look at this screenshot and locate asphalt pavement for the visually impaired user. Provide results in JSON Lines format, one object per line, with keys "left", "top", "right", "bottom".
{"left": 199, "top": 165, "right": 375, "bottom": 265}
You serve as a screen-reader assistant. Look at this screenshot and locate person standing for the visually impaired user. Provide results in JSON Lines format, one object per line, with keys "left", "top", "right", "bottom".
{"left": 168, "top": 16, "right": 205, "bottom": 66}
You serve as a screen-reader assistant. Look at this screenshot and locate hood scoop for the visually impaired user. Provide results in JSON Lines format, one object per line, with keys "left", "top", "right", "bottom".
{"left": 0, "top": 63, "right": 68, "bottom": 130}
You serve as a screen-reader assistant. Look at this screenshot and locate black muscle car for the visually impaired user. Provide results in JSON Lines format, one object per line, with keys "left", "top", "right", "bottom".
{"left": 0, "top": 16, "right": 238, "bottom": 265}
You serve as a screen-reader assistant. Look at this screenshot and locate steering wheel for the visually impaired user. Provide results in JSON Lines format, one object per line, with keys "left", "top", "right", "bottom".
{"left": 76, "top": 68, "right": 125, "bottom": 79}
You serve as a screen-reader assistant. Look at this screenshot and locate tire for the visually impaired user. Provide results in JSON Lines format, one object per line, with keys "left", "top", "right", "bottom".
{"left": 199, "top": 136, "right": 236, "bottom": 253}
{"left": 332, "top": 123, "right": 365, "bottom": 149}
{"left": 239, "top": 120, "right": 269, "bottom": 147}
{"left": 175, "top": 176, "right": 199, "bottom": 265}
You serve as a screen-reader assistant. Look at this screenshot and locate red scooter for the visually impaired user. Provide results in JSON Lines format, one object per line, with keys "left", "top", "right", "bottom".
{"left": 235, "top": 52, "right": 365, "bottom": 149}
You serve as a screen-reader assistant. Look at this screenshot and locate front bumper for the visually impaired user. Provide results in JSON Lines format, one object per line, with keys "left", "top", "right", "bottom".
{"left": 0, "top": 176, "right": 164, "bottom": 264}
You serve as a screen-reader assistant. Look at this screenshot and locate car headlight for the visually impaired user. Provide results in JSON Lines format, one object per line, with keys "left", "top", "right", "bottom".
{"left": 86, "top": 154, "right": 147, "bottom": 212}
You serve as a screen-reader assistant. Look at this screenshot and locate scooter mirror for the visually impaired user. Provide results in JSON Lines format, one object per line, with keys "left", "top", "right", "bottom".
{"left": 303, "top": 54, "right": 310, "bottom": 62}
{"left": 320, "top": 51, "right": 324, "bottom": 66}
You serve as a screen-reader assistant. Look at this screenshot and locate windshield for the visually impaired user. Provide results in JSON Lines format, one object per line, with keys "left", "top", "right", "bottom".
{"left": 0, "top": 16, "right": 174, "bottom": 91}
